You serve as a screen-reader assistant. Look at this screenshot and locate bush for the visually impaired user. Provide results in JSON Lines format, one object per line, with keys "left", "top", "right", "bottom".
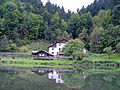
{"left": 72, "top": 51, "right": 86, "bottom": 60}
{"left": 9, "top": 43, "right": 18, "bottom": 52}
{"left": 62, "top": 38, "right": 85, "bottom": 56}
{"left": 116, "top": 42, "right": 120, "bottom": 54}
{"left": 103, "top": 46, "right": 115, "bottom": 59}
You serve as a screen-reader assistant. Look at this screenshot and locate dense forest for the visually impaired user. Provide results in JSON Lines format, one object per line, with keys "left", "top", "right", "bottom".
{"left": 0, "top": 0, "right": 120, "bottom": 53}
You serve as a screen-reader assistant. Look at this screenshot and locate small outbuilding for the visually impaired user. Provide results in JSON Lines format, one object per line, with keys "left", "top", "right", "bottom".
{"left": 31, "top": 50, "right": 54, "bottom": 60}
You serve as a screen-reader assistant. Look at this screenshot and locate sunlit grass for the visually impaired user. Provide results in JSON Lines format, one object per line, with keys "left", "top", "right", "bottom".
{"left": 0, "top": 58, "right": 74, "bottom": 69}
{"left": 84, "top": 54, "right": 120, "bottom": 61}
{"left": 99, "top": 54, "right": 120, "bottom": 60}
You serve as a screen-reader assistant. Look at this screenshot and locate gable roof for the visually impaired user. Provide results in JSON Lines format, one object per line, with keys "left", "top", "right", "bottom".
{"left": 48, "top": 39, "right": 68, "bottom": 48}
{"left": 31, "top": 50, "right": 54, "bottom": 56}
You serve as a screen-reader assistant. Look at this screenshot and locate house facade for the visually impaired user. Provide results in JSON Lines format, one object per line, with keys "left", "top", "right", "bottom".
{"left": 48, "top": 39, "right": 68, "bottom": 56}
{"left": 31, "top": 50, "right": 54, "bottom": 60}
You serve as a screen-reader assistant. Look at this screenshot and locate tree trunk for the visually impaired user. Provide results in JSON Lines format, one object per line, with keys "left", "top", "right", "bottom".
{"left": 108, "top": 54, "right": 111, "bottom": 59}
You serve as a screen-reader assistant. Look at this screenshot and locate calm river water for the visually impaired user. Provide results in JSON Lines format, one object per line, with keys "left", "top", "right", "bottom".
{"left": 0, "top": 66, "right": 120, "bottom": 90}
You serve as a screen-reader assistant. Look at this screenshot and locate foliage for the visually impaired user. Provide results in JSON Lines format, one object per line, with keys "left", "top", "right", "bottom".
{"left": 0, "top": 0, "right": 119, "bottom": 54}
{"left": 85, "top": 0, "right": 120, "bottom": 16}
{"left": 116, "top": 43, "right": 120, "bottom": 54}
{"left": 0, "top": 35, "right": 9, "bottom": 52}
{"left": 103, "top": 46, "right": 114, "bottom": 59}
{"left": 112, "top": 5, "right": 120, "bottom": 25}
{"left": 19, "top": 40, "right": 50, "bottom": 53}
{"left": 90, "top": 26, "right": 105, "bottom": 53}
{"left": 62, "top": 38, "right": 84, "bottom": 59}
{"left": 72, "top": 51, "right": 86, "bottom": 60}
{"left": 8, "top": 43, "right": 18, "bottom": 52}
{"left": 67, "top": 14, "right": 81, "bottom": 38}
{"left": 62, "top": 72, "right": 85, "bottom": 89}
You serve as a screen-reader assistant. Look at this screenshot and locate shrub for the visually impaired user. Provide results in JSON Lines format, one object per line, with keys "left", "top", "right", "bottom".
{"left": 116, "top": 42, "right": 120, "bottom": 54}
{"left": 103, "top": 46, "right": 115, "bottom": 59}
{"left": 72, "top": 51, "right": 86, "bottom": 60}
{"left": 62, "top": 38, "right": 84, "bottom": 56}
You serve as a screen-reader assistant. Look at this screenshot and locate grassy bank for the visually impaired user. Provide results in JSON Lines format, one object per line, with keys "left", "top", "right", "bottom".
{"left": 83, "top": 54, "right": 120, "bottom": 61}
{"left": 0, "top": 53, "right": 120, "bottom": 70}
{"left": 0, "top": 57, "right": 120, "bottom": 70}
{"left": 0, "top": 58, "right": 74, "bottom": 69}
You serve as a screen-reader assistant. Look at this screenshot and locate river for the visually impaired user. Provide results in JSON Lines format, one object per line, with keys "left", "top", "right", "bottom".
{"left": 0, "top": 66, "right": 120, "bottom": 90}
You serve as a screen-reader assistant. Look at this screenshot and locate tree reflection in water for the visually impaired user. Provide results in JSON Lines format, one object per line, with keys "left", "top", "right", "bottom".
{"left": 62, "top": 70, "right": 120, "bottom": 90}
{"left": 0, "top": 67, "right": 120, "bottom": 90}
{"left": 62, "top": 70, "right": 88, "bottom": 89}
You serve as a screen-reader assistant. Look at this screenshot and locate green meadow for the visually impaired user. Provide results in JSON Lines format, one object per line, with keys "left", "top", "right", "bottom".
{"left": 83, "top": 54, "right": 120, "bottom": 61}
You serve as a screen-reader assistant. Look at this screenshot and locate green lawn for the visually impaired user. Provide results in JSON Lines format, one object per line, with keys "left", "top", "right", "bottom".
{"left": 1, "top": 55, "right": 120, "bottom": 70}
{"left": 83, "top": 54, "right": 120, "bottom": 61}
{"left": 1, "top": 58, "right": 74, "bottom": 64}
{"left": 0, "top": 58, "right": 74, "bottom": 69}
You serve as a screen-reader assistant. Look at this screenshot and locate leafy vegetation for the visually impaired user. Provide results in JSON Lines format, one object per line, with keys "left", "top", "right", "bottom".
{"left": 19, "top": 40, "right": 50, "bottom": 53}
{"left": 0, "top": 0, "right": 119, "bottom": 54}
{"left": 116, "top": 42, "right": 120, "bottom": 54}
{"left": 63, "top": 39, "right": 84, "bottom": 55}
{"left": 103, "top": 46, "right": 115, "bottom": 59}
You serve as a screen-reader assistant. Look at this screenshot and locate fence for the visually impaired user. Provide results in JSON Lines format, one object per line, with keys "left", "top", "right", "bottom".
{"left": 0, "top": 52, "right": 73, "bottom": 60}
{"left": 33, "top": 56, "right": 55, "bottom": 60}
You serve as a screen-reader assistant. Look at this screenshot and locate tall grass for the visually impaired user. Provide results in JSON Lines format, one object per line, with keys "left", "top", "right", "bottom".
{"left": 19, "top": 40, "right": 50, "bottom": 54}
{"left": 84, "top": 53, "right": 120, "bottom": 61}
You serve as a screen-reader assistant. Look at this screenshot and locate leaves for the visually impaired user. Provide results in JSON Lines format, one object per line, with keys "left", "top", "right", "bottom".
{"left": 62, "top": 38, "right": 84, "bottom": 57}
{"left": 0, "top": 0, "right": 119, "bottom": 53}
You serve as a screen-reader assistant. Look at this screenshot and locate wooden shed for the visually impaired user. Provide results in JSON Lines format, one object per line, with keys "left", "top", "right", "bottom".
{"left": 31, "top": 50, "right": 54, "bottom": 60}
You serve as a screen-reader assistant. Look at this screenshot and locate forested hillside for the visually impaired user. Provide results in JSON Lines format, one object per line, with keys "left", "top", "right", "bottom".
{"left": 0, "top": 0, "right": 120, "bottom": 53}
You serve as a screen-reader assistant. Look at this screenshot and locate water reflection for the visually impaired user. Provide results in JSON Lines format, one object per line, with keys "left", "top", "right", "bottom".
{"left": 48, "top": 70, "right": 64, "bottom": 84}
{"left": 34, "top": 69, "right": 120, "bottom": 90}
{"left": 0, "top": 66, "right": 120, "bottom": 90}
{"left": 62, "top": 70, "right": 88, "bottom": 89}
{"left": 33, "top": 69, "right": 88, "bottom": 88}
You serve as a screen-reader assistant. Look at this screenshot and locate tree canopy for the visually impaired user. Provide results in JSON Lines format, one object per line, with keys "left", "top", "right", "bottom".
{"left": 62, "top": 39, "right": 85, "bottom": 59}
{"left": 0, "top": 0, "right": 119, "bottom": 53}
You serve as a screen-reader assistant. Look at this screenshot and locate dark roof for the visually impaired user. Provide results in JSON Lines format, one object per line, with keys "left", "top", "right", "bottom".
{"left": 32, "top": 71, "right": 50, "bottom": 76}
{"left": 48, "top": 39, "right": 68, "bottom": 48}
{"left": 31, "top": 50, "right": 54, "bottom": 56}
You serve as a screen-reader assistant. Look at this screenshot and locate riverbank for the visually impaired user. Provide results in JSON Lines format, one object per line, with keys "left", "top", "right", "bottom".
{"left": 83, "top": 54, "right": 120, "bottom": 61}
{"left": 0, "top": 58, "right": 74, "bottom": 69}
{"left": 0, "top": 57, "right": 120, "bottom": 70}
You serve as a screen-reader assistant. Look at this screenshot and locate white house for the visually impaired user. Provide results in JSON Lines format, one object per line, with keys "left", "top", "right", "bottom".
{"left": 48, "top": 70, "right": 64, "bottom": 84}
{"left": 48, "top": 39, "right": 68, "bottom": 56}
{"left": 48, "top": 39, "right": 87, "bottom": 56}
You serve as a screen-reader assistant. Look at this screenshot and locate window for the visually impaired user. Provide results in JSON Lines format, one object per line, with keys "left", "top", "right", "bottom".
{"left": 59, "top": 48, "right": 61, "bottom": 51}
{"left": 58, "top": 80, "right": 60, "bottom": 83}
{"left": 59, "top": 43, "right": 61, "bottom": 46}
{"left": 42, "top": 54, "right": 44, "bottom": 56}
{"left": 58, "top": 75, "right": 61, "bottom": 78}
{"left": 52, "top": 48, "right": 54, "bottom": 50}
{"left": 51, "top": 76, "right": 53, "bottom": 79}
{"left": 52, "top": 52, "right": 54, "bottom": 54}
{"left": 39, "top": 54, "right": 41, "bottom": 57}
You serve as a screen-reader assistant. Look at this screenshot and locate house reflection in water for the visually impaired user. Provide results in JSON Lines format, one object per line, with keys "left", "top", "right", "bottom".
{"left": 48, "top": 70, "right": 64, "bottom": 84}
{"left": 32, "top": 69, "right": 51, "bottom": 76}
